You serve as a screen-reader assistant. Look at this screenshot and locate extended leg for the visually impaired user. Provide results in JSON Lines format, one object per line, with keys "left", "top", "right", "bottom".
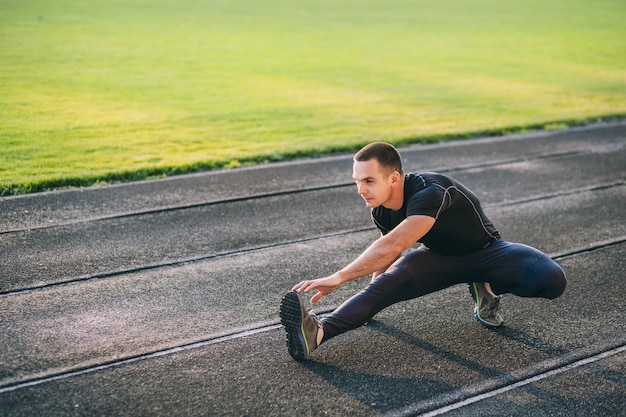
{"left": 321, "top": 248, "right": 467, "bottom": 341}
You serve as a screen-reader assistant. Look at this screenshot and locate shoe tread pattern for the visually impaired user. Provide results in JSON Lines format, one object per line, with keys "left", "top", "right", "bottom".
{"left": 279, "top": 291, "right": 307, "bottom": 360}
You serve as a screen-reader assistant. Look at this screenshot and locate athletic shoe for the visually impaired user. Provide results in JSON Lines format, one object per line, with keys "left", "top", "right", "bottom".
{"left": 469, "top": 282, "right": 504, "bottom": 327}
{"left": 279, "top": 291, "right": 323, "bottom": 360}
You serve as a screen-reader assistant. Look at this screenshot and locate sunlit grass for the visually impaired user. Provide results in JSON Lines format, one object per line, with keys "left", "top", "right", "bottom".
{"left": 1, "top": 0, "right": 625, "bottom": 194}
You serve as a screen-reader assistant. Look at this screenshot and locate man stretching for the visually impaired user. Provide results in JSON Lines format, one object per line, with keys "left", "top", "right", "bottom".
{"left": 280, "top": 142, "right": 567, "bottom": 360}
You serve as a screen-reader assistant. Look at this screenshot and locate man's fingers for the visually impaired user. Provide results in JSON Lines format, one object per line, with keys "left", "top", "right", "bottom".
{"left": 292, "top": 280, "right": 312, "bottom": 293}
{"left": 310, "top": 291, "right": 322, "bottom": 304}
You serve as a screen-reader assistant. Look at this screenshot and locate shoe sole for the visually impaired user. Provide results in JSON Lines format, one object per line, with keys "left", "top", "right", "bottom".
{"left": 473, "top": 308, "right": 502, "bottom": 328}
{"left": 279, "top": 291, "right": 309, "bottom": 360}
{"left": 469, "top": 283, "right": 503, "bottom": 328}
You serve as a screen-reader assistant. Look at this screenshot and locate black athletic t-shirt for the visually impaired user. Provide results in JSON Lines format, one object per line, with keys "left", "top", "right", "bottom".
{"left": 371, "top": 172, "right": 500, "bottom": 256}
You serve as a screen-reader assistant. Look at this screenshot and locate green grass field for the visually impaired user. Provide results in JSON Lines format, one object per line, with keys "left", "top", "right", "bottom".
{"left": 1, "top": 0, "right": 625, "bottom": 195}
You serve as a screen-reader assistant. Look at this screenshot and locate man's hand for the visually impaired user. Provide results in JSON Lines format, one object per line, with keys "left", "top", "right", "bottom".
{"left": 292, "top": 273, "right": 343, "bottom": 304}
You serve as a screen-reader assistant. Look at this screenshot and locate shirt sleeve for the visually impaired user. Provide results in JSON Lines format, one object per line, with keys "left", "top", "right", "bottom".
{"left": 405, "top": 185, "right": 449, "bottom": 219}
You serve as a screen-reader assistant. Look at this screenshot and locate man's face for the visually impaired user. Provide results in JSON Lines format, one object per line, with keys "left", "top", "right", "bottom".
{"left": 352, "top": 159, "right": 395, "bottom": 209}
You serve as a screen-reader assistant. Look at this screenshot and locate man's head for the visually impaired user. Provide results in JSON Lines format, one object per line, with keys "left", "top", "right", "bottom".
{"left": 352, "top": 142, "right": 404, "bottom": 209}
{"left": 353, "top": 142, "right": 403, "bottom": 175}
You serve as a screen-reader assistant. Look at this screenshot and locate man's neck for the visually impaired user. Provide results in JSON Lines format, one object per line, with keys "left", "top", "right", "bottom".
{"left": 384, "top": 174, "right": 405, "bottom": 211}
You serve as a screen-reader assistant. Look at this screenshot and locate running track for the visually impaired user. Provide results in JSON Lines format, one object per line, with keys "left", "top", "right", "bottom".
{"left": 1, "top": 122, "right": 625, "bottom": 416}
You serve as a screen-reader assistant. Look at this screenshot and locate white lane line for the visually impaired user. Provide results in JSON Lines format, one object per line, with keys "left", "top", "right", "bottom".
{"left": 0, "top": 324, "right": 282, "bottom": 394}
{"left": 386, "top": 344, "right": 626, "bottom": 417}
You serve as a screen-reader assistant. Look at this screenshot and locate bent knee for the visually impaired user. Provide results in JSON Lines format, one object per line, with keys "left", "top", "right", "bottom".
{"left": 540, "top": 261, "right": 567, "bottom": 299}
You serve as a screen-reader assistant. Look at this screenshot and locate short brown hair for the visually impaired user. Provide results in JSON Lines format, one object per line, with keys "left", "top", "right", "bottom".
{"left": 353, "top": 142, "right": 403, "bottom": 175}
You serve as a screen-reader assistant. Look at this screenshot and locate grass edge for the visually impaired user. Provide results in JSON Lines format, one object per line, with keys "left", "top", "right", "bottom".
{"left": 2, "top": 113, "right": 624, "bottom": 197}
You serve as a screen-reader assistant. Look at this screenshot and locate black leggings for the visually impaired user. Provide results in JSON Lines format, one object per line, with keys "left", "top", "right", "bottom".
{"left": 321, "top": 240, "right": 567, "bottom": 342}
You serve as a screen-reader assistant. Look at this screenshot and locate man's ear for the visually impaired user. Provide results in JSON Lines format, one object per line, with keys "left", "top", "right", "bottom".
{"left": 390, "top": 171, "right": 401, "bottom": 186}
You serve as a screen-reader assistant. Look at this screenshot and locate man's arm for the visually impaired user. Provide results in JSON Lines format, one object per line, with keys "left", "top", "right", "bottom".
{"left": 293, "top": 215, "right": 436, "bottom": 303}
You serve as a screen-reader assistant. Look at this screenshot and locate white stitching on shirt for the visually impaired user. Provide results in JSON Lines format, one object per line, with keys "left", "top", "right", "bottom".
{"left": 429, "top": 183, "right": 497, "bottom": 240}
